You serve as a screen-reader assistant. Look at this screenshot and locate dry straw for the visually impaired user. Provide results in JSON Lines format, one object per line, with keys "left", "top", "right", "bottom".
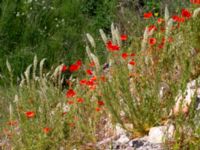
{"left": 33, "top": 55, "right": 38, "bottom": 79}
{"left": 86, "top": 45, "right": 100, "bottom": 72}
{"left": 86, "top": 33, "right": 96, "bottom": 48}
{"left": 24, "top": 64, "right": 32, "bottom": 85}
{"left": 39, "top": 58, "right": 47, "bottom": 78}
{"left": 6, "top": 59, "right": 12, "bottom": 73}
{"left": 99, "top": 29, "right": 108, "bottom": 45}
{"left": 193, "top": 7, "right": 200, "bottom": 18}
{"left": 164, "top": 5, "right": 169, "bottom": 23}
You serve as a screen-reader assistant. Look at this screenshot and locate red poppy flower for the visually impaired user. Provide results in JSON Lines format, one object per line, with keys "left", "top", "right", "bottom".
{"left": 106, "top": 41, "right": 120, "bottom": 51}
{"left": 158, "top": 43, "right": 164, "bottom": 49}
{"left": 162, "top": 37, "right": 166, "bottom": 44}
{"left": 172, "top": 16, "right": 185, "bottom": 23}
{"left": 121, "top": 53, "right": 128, "bottom": 59}
{"left": 43, "top": 127, "right": 51, "bottom": 134}
{"left": 80, "top": 79, "right": 87, "bottom": 85}
{"left": 90, "top": 76, "right": 97, "bottom": 81}
{"left": 69, "top": 64, "right": 80, "bottom": 72}
{"left": 112, "top": 45, "right": 120, "bottom": 51}
{"left": 181, "top": 9, "right": 192, "bottom": 19}
{"left": 144, "top": 12, "right": 153, "bottom": 19}
{"left": 25, "top": 111, "right": 35, "bottom": 118}
{"left": 61, "top": 65, "right": 67, "bottom": 72}
{"left": 98, "top": 100, "right": 105, "bottom": 106}
{"left": 66, "top": 89, "right": 76, "bottom": 98}
{"left": 148, "top": 25, "right": 157, "bottom": 32}
{"left": 129, "top": 60, "right": 136, "bottom": 66}
{"left": 69, "top": 60, "right": 82, "bottom": 72}
{"left": 86, "top": 80, "right": 95, "bottom": 86}
{"left": 190, "top": 0, "right": 200, "bottom": 4}
{"left": 67, "top": 100, "right": 74, "bottom": 105}
{"left": 120, "top": 35, "right": 127, "bottom": 41}
{"left": 172, "top": 16, "right": 179, "bottom": 22}
{"left": 178, "top": 17, "right": 185, "bottom": 23}
{"left": 149, "top": 38, "right": 157, "bottom": 45}
{"left": 95, "top": 107, "right": 101, "bottom": 112}
{"left": 86, "top": 69, "right": 93, "bottom": 75}
{"left": 76, "top": 60, "right": 82, "bottom": 66}
{"left": 77, "top": 98, "right": 84, "bottom": 103}
{"left": 130, "top": 53, "right": 136, "bottom": 57}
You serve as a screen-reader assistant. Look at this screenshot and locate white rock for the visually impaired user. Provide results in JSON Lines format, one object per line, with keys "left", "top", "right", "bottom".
{"left": 116, "top": 134, "right": 130, "bottom": 144}
{"left": 174, "top": 79, "right": 200, "bottom": 113}
{"left": 148, "top": 125, "right": 175, "bottom": 143}
{"left": 115, "top": 124, "right": 127, "bottom": 136}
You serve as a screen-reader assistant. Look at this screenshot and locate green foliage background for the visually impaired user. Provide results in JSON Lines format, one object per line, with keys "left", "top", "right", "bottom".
{"left": 0, "top": 0, "right": 117, "bottom": 79}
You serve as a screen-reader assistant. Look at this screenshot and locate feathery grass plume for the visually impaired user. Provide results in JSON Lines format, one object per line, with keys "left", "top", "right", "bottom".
{"left": 51, "top": 65, "right": 61, "bottom": 79}
{"left": 9, "top": 103, "right": 13, "bottom": 120}
{"left": 111, "top": 23, "right": 117, "bottom": 44}
{"left": 114, "top": 27, "right": 122, "bottom": 47}
{"left": 86, "top": 45, "right": 93, "bottom": 61}
{"left": 86, "top": 33, "right": 96, "bottom": 48}
{"left": 174, "top": 80, "right": 198, "bottom": 113}
{"left": 51, "top": 64, "right": 63, "bottom": 87}
{"left": 24, "top": 64, "right": 32, "bottom": 86}
{"left": 90, "top": 53, "right": 100, "bottom": 72}
{"left": 99, "top": 29, "right": 108, "bottom": 45}
{"left": 6, "top": 59, "right": 12, "bottom": 73}
{"left": 165, "top": 5, "right": 169, "bottom": 23}
{"left": 129, "top": 78, "right": 135, "bottom": 97}
{"left": 141, "top": 27, "right": 149, "bottom": 51}
{"left": 58, "top": 65, "right": 63, "bottom": 89}
{"left": 40, "top": 76, "right": 48, "bottom": 90}
{"left": 6, "top": 59, "right": 13, "bottom": 85}
{"left": 20, "top": 74, "right": 25, "bottom": 87}
{"left": 165, "top": 18, "right": 174, "bottom": 42}
{"left": 86, "top": 45, "right": 100, "bottom": 72}
{"left": 0, "top": 73, "right": 3, "bottom": 79}
{"left": 14, "top": 94, "right": 19, "bottom": 103}
{"left": 45, "top": 72, "right": 51, "bottom": 78}
{"left": 193, "top": 7, "right": 200, "bottom": 18}
{"left": 128, "top": 63, "right": 133, "bottom": 72}
{"left": 33, "top": 55, "right": 38, "bottom": 80}
{"left": 39, "top": 58, "right": 46, "bottom": 78}
{"left": 148, "top": 27, "right": 155, "bottom": 36}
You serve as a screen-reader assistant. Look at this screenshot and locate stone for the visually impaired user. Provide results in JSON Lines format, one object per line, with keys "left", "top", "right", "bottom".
{"left": 196, "top": 97, "right": 200, "bottom": 110}
{"left": 173, "top": 79, "right": 200, "bottom": 114}
{"left": 130, "top": 140, "right": 144, "bottom": 148}
{"left": 115, "top": 124, "right": 127, "bottom": 136}
{"left": 116, "top": 135, "right": 130, "bottom": 144}
{"left": 148, "top": 125, "right": 175, "bottom": 144}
